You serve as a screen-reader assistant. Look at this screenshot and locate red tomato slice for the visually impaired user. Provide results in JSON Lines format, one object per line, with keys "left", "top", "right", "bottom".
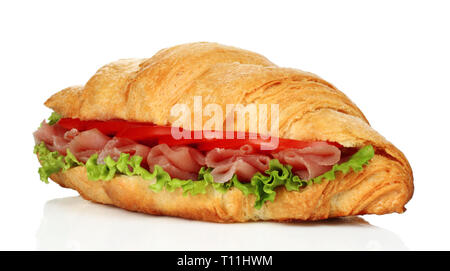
{"left": 158, "top": 136, "right": 205, "bottom": 146}
{"left": 157, "top": 130, "right": 222, "bottom": 146}
{"left": 57, "top": 118, "right": 84, "bottom": 130}
{"left": 56, "top": 118, "right": 342, "bottom": 151}
{"left": 116, "top": 125, "right": 173, "bottom": 142}
{"left": 195, "top": 138, "right": 313, "bottom": 152}
{"left": 196, "top": 139, "right": 265, "bottom": 151}
{"left": 158, "top": 130, "right": 318, "bottom": 152}
{"left": 157, "top": 131, "right": 247, "bottom": 147}
{"left": 277, "top": 138, "right": 314, "bottom": 150}
{"left": 57, "top": 118, "right": 154, "bottom": 136}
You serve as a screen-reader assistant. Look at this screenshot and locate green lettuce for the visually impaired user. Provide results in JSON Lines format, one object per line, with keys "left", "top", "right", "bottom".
{"left": 47, "top": 112, "right": 62, "bottom": 125}
{"left": 34, "top": 143, "right": 374, "bottom": 209}
{"left": 33, "top": 143, "right": 82, "bottom": 183}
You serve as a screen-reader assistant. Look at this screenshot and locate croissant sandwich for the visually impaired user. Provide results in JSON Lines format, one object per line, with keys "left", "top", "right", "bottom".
{"left": 33, "top": 42, "right": 413, "bottom": 222}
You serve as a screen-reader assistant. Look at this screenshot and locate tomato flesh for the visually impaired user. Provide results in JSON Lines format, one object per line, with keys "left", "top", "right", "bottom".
{"left": 58, "top": 118, "right": 153, "bottom": 136}
{"left": 116, "top": 125, "right": 173, "bottom": 141}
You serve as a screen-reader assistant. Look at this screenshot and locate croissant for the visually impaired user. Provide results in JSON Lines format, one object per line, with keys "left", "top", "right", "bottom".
{"left": 34, "top": 42, "right": 413, "bottom": 222}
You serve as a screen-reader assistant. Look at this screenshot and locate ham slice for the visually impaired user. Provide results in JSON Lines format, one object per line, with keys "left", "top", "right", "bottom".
{"left": 272, "top": 142, "right": 341, "bottom": 180}
{"left": 34, "top": 122, "right": 110, "bottom": 162}
{"left": 97, "top": 137, "right": 150, "bottom": 165}
{"left": 64, "top": 128, "right": 80, "bottom": 141}
{"left": 66, "top": 128, "right": 110, "bottom": 162}
{"left": 147, "top": 144, "right": 206, "bottom": 180}
{"left": 205, "top": 144, "right": 271, "bottom": 183}
{"left": 33, "top": 121, "right": 70, "bottom": 154}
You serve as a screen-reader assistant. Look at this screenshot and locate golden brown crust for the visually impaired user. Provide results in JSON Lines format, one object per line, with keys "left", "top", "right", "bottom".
{"left": 49, "top": 154, "right": 411, "bottom": 222}
{"left": 42, "top": 42, "right": 413, "bottom": 221}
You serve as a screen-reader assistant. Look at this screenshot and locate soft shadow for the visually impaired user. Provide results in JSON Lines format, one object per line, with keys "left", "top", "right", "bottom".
{"left": 36, "top": 196, "right": 407, "bottom": 251}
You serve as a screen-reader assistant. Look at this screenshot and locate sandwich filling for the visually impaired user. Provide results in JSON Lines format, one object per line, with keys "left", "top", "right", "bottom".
{"left": 33, "top": 112, "right": 374, "bottom": 209}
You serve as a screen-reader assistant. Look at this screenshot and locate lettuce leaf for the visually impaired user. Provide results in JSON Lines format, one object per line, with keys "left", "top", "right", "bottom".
{"left": 34, "top": 143, "right": 374, "bottom": 209}
{"left": 33, "top": 142, "right": 82, "bottom": 183}
{"left": 47, "top": 112, "right": 62, "bottom": 125}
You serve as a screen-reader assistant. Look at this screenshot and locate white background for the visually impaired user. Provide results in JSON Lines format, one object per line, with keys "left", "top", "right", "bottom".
{"left": 1, "top": 0, "right": 449, "bottom": 250}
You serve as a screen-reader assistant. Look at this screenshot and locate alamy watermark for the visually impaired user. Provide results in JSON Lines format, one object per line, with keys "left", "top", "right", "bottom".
{"left": 170, "top": 96, "right": 280, "bottom": 150}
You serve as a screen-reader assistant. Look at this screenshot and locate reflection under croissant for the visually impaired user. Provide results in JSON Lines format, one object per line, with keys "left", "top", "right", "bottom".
{"left": 36, "top": 197, "right": 407, "bottom": 251}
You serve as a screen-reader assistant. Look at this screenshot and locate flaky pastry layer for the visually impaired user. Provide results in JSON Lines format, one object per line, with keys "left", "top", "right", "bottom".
{"left": 49, "top": 154, "right": 410, "bottom": 222}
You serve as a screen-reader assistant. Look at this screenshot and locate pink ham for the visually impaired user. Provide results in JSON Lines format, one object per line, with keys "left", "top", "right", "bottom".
{"left": 66, "top": 128, "right": 110, "bottom": 162}
{"left": 147, "top": 144, "right": 206, "bottom": 180}
{"left": 33, "top": 121, "right": 70, "bottom": 154}
{"left": 272, "top": 142, "right": 341, "bottom": 180}
{"left": 34, "top": 121, "right": 151, "bottom": 164}
{"left": 97, "top": 137, "right": 150, "bottom": 165}
{"left": 205, "top": 144, "right": 271, "bottom": 183}
{"left": 64, "top": 128, "right": 80, "bottom": 141}
{"left": 34, "top": 122, "right": 110, "bottom": 161}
